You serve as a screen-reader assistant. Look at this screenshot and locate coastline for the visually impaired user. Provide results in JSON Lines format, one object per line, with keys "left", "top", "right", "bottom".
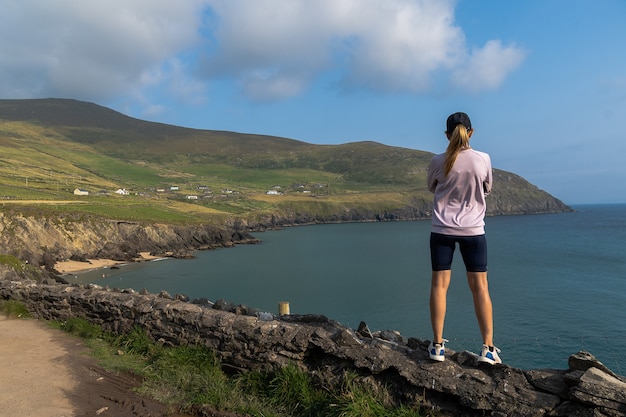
{"left": 55, "top": 252, "right": 166, "bottom": 275}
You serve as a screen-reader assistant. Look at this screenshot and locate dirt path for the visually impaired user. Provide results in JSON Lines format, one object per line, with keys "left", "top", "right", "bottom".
{"left": 0, "top": 316, "right": 77, "bottom": 416}
{"left": 0, "top": 316, "right": 187, "bottom": 417}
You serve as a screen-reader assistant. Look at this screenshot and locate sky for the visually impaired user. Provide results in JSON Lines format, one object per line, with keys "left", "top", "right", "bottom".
{"left": 1, "top": 1, "right": 625, "bottom": 205}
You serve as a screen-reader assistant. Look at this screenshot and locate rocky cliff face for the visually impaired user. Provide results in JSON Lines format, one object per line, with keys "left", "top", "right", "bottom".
{"left": 0, "top": 212, "right": 258, "bottom": 271}
{"left": 236, "top": 193, "right": 571, "bottom": 230}
{"left": 1, "top": 275, "right": 624, "bottom": 417}
{"left": 0, "top": 196, "right": 570, "bottom": 272}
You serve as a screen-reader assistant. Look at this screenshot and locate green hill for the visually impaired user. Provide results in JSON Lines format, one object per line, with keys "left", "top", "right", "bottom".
{"left": 0, "top": 98, "right": 570, "bottom": 225}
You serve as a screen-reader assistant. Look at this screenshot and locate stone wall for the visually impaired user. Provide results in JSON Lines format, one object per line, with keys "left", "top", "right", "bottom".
{"left": 1, "top": 275, "right": 624, "bottom": 417}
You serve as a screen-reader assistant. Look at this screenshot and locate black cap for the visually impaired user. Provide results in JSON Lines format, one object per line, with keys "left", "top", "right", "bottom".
{"left": 446, "top": 112, "right": 472, "bottom": 133}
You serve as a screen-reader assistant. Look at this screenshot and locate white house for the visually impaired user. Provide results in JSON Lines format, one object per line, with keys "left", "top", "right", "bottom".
{"left": 73, "top": 188, "right": 89, "bottom": 196}
{"left": 115, "top": 188, "right": 129, "bottom": 195}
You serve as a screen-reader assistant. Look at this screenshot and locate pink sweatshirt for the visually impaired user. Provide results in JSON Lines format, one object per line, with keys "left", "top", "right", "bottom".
{"left": 427, "top": 149, "right": 492, "bottom": 236}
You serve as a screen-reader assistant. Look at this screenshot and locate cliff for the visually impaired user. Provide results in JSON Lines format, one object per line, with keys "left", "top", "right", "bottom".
{"left": 1, "top": 274, "right": 624, "bottom": 417}
{"left": 0, "top": 211, "right": 258, "bottom": 273}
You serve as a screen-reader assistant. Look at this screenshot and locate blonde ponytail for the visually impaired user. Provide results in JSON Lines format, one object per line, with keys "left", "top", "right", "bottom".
{"left": 444, "top": 125, "right": 471, "bottom": 176}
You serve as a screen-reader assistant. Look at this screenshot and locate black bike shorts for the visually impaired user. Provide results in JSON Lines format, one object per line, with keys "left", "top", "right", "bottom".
{"left": 430, "top": 232, "right": 488, "bottom": 272}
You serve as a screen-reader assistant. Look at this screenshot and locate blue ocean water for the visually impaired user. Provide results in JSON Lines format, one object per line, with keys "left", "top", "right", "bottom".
{"left": 75, "top": 204, "right": 626, "bottom": 372}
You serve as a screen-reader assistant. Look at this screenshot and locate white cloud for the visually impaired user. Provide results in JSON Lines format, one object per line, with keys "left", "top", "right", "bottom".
{"left": 201, "top": 0, "right": 341, "bottom": 100}
{"left": 0, "top": 0, "right": 205, "bottom": 101}
{"left": 0, "top": 0, "right": 527, "bottom": 106}
{"left": 334, "top": 0, "right": 466, "bottom": 93}
{"left": 203, "top": 0, "right": 526, "bottom": 100}
{"left": 451, "top": 40, "right": 527, "bottom": 92}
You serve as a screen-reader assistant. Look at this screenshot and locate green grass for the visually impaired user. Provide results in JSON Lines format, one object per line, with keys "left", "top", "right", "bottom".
{"left": 0, "top": 253, "right": 27, "bottom": 271}
{"left": 51, "top": 200, "right": 201, "bottom": 223}
{"left": 0, "top": 99, "right": 568, "bottom": 223}
{"left": 0, "top": 300, "right": 31, "bottom": 318}
{"left": 50, "top": 317, "right": 432, "bottom": 417}
{"left": 0, "top": 254, "right": 46, "bottom": 281}
{"left": 0, "top": 107, "right": 437, "bottom": 224}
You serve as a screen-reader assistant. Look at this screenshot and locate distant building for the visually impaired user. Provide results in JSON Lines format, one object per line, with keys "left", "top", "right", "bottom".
{"left": 186, "top": 195, "right": 198, "bottom": 200}
{"left": 266, "top": 190, "right": 280, "bottom": 195}
{"left": 73, "top": 188, "right": 89, "bottom": 196}
{"left": 115, "top": 188, "right": 129, "bottom": 195}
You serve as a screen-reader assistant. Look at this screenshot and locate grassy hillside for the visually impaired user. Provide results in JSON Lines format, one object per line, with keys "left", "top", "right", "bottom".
{"left": 0, "top": 98, "right": 568, "bottom": 224}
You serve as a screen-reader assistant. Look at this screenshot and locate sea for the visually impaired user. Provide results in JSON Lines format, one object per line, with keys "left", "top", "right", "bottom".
{"left": 74, "top": 204, "right": 626, "bottom": 373}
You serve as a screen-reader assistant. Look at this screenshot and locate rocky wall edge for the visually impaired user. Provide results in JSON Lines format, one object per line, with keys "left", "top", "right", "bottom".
{"left": 1, "top": 276, "right": 624, "bottom": 417}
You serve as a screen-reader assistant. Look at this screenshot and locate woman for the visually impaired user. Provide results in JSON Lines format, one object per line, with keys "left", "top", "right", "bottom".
{"left": 426, "top": 112, "right": 501, "bottom": 365}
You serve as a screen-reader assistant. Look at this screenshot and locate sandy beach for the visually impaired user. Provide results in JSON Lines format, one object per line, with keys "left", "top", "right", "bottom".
{"left": 54, "top": 252, "right": 165, "bottom": 275}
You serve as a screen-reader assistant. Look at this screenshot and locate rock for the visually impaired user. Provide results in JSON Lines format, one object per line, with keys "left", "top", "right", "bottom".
{"left": 175, "top": 293, "right": 189, "bottom": 302}
{"left": 525, "top": 369, "right": 570, "bottom": 397}
{"left": 375, "top": 329, "right": 404, "bottom": 344}
{"left": 95, "top": 406, "right": 109, "bottom": 415}
{"left": 212, "top": 298, "right": 235, "bottom": 312}
{"left": 568, "top": 351, "right": 623, "bottom": 380}
{"left": 567, "top": 366, "right": 626, "bottom": 413}
{"left": 356, "top": 321, "right": 373, "bottom": 338}
{"left": 257, "top": 312, "right": 274, "bottom": 321}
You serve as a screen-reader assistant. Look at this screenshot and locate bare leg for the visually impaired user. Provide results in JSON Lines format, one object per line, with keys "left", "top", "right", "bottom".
{"left": 430, "top": 270, "right": 451, "bottom": 343}
{"left": 466, "top": 271, "right": 494, "bottom": 346}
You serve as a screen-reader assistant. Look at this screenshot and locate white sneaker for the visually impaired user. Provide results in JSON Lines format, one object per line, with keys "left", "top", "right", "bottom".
{"left": 428, "top": 339, "right": 448, "bottom": 362}
{"left": 478, "top": 345, "right": 502, "bottom": 364}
